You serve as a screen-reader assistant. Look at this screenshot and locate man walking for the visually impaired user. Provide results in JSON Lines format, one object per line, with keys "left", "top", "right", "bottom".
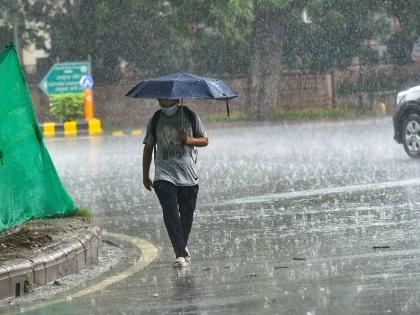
{"left": 143, "top": 99, "right": 208, "bottom": 267}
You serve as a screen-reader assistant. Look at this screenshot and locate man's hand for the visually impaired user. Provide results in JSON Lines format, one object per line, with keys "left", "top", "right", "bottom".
{"left": 179, "top": 129, "right": 209, "bottom": 147}
{"left": 143, "top": 144, "right": 154, "bottom": 191}
{"left": 180, "top": 129, "right": 192, "bottom": 145}
{"left": 143, "top": 176, "right": 154, "bottom": 191}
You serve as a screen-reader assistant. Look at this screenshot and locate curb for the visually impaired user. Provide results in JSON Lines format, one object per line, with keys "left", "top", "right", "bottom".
{"left": 40, "top": 119, "right": 103, "bottom": 137}
{"left": 0, "top": 225, "right": 101, "bottom": 301}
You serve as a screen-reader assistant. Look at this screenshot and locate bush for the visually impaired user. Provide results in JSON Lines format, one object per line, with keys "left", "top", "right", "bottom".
{"left": 75, "top": 208, "right": 94, "bottom": 219}
{"left": 50, "top": 93, "right": 84, "bottom": 122}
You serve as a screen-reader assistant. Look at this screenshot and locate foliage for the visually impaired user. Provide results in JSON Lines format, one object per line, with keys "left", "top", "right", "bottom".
{"left": 283, "top": 1, "right": 388, "bottom": 71}
{"left": 386, "top": 31, "right": 415, "bottom": 65}
{"left": 21, "top": 0, "right": 254, "bottom": 82}
{"left": 2, "top": 0, "right": 420, "bottom": 81}
{"left": 281, "top": 1, "right": 420, "bottom": 70}
{"left": 0, "top": 0, "right": 51, "bottom": 51}
{"left": 256, "top": 0, "right": 309, "bottom": 10}
{"left": 50, "top": 93, "right": 84, "bottom": 122}
{"left": 377, "top": 1, "right": 420, "bottom": 65}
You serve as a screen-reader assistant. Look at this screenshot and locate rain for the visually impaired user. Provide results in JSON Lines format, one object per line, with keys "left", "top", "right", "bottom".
{"left": 1, "top": 1, "right": 420, "bottom": 314}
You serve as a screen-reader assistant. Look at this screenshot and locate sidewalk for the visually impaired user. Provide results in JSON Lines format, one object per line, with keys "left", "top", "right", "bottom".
{"left": 0, "top": 218, "right": 101, "bottom": 301}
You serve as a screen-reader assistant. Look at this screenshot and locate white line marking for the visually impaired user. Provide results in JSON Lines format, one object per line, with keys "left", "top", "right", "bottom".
{"left": 219, "top": 178, "right": 420, "bottom": 206}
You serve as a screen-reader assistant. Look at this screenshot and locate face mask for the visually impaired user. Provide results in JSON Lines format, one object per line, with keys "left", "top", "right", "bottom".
{"left": 160, "top": 105, "right": 178, "bottom": 117}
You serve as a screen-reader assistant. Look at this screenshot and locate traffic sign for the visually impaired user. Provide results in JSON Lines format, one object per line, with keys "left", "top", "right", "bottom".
{"left": 80, "top": 75, "right": 94, "bottom": 89}
{"left": 39, "top": 62, "right": 91, "bottom": 96}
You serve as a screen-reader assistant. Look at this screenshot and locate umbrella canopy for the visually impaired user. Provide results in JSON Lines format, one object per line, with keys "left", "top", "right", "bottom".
{"left": 125, "top": 72, "right": 239, "bottom": 100}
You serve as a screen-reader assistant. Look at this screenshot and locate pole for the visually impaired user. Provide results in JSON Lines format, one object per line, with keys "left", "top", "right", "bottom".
{"left": 181, "top": 99, "right": 184, "bottom": 130}
{"left": 84, "top": 89, "right": 94, "bottom": 120}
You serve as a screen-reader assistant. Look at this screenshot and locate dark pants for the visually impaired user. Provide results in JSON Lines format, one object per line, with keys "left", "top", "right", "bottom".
{"left": 154, "top": 180, "right": 199, "bottom": 258}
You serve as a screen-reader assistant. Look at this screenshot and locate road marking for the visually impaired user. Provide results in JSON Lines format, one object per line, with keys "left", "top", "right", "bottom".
{"left": 131, "top": 129, "right": 143, "bottom": 136}
{"left": 111, "top": 130, "right": 143, "bottom": 137}
{"left": 72, "top": 231, "right": 157, "bottom": 297}
{"left": 218, "top": 178, "right": 420, "bottom": 206}
{"left": 309, "top": 247, "right": 420, "bottom": 264}
{"left": 111, "top": 130, "right": 124, "bottom": 137}
{"left": 16, "top": 231, "right": 158, "bottom": 313}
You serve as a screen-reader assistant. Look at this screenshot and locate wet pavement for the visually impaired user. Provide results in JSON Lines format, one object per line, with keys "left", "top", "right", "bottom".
{"left": 7, "top": 117, "right": 420, "bottom": 315}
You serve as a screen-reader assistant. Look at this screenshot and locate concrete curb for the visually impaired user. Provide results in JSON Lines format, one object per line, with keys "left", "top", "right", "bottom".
{"left": 40, "top": 120, "right": 143, "bottom": 138}
{"left": 40, "top": 119, "right": 103, "bottom": 137}
{"left": 0, "top": 225, "right": 101, "bottom": 301}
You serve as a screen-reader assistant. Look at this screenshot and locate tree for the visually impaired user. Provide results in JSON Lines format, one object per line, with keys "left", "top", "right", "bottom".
{"left": 45, "top": 0, "right": 119, "bottom": 83}
{"left": 32, "top": 0, "right": 253, "bottom": 83}
{"left": 283, "top": 0, "right": 385, "bottom": 71}
{"left": 248, "top": 0, "right": 309, "bottom": 119}
{"left": 158, "top": 0, "right": 253, "bottom": 77}
{"left": 246, "top": 0, "right": 408, "bottom": 118}
{"left": 383, "top": 0, "right": 420, "bottom": 65}
{"left": 0, "top": 0, "right": 51, "bottom": 55}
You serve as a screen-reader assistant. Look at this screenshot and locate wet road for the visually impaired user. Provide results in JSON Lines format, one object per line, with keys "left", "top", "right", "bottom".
{"left": 10, "top": 118, "right": 420, "bottom": 314}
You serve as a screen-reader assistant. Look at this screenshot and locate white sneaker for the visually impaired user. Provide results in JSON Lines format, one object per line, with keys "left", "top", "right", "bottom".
{"left": 173, "top": 257, "right": 188, "bottom": 268}
{"left": 184, "top": 247, "right": 192, "bottom": 262}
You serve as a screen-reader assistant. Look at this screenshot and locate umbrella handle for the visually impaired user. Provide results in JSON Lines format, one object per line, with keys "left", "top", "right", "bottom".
{"left": 181, "top": 99, "right": 184, "bottom": 130}
{"left": 226, "top": 99, "right": 230, "bottom": 117}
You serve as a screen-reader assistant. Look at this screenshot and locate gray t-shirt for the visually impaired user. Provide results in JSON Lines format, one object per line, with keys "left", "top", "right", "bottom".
{"left": 143, "top": 107, "right": 207, "bottom": 186}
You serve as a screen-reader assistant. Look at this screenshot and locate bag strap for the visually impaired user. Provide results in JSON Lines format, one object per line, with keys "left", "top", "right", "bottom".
{"left": 150, "top": 109, "right": 161, "bottom": 143}
{"left": 181, "top": 106, "right": 197, "bottom": 137}
{"left": 181, "top": 106, "right": 199, "bottom": 163}
{"left": 150, "top": 110, "right": 161, "bottom": 160}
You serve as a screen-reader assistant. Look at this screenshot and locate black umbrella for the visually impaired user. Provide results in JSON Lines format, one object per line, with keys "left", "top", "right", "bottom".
{"left": 125, "top": 72, "right": 239, "bottom": 116}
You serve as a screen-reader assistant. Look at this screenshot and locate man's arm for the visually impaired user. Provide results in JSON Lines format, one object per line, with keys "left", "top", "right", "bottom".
{"left": 180, "top": 129, "right": 208, "bottom": 147}
{"left": 143, "top": 144, "right": 154, "bottom": 190}
{"left": 189, "top": 136, "right": 208, "bottom": 147}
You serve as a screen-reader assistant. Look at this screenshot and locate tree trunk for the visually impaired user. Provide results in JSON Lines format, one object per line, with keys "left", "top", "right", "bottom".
{"left": 248, "top": 5, "right": 287, "bottom": 120}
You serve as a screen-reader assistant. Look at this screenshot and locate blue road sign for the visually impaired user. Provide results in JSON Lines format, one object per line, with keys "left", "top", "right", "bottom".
{"left": 80, "top": 75, "right": 94, "bottom": 90}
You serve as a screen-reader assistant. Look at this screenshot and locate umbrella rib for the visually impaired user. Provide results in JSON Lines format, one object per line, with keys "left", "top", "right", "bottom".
{"left": 169, "top": 81, "right": 176, "bottom": 99}
{"left": 202, "top": 80, "right": 216, "bottom": 99}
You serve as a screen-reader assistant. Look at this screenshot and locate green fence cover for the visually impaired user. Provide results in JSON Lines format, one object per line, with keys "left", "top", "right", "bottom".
{"left": 0, "top": 43, "right": 76, "bottom": 232}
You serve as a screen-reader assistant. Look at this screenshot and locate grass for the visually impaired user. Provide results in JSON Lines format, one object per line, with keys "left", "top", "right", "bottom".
{"left": 203, "top": 112, "right": 251, "bottom": 123}
{"left": 74, "top": 208, "right": 94, "bottom": 219}
{"left": 202, "top": 107, "right": 366, "bottom": 123}
{"left": 271, "top": 107, "right": 360, "bottom": 120}
{"left": 49, "top": 207, "right": 94, "bottom": 220}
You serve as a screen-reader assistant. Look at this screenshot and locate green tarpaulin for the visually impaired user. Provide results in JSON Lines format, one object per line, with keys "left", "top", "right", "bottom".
{"left": 0, "top": 43, "right": 76, "bottom": 232}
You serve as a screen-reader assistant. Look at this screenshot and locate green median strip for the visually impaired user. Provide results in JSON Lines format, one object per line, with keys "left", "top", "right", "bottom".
{"left": 272, "top": 107, "right": 359, "bottom": 120}
{"left": 203, "top": 107, "right": 365, "bottom": 123}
